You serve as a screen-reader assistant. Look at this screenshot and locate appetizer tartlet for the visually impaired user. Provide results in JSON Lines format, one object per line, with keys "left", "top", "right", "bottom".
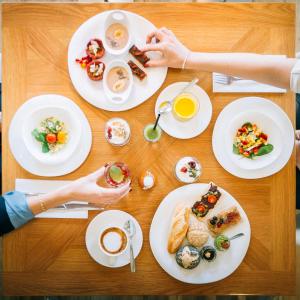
{"left": 175, "top": 245, "right": 201, "bottom": 269}
{"left": 32, "top": 117, "right": 68, "bottom": 153}
{"left": 208, "top": 206, "right": 241, "bottom": 235}
{"left": 192, "top": 184, "right": 221, "bottom": 218}
{"left": 87, "top": 60, "right": 105, "bottom": 81}
{"left": 86, "top": 38, "right": 105, "bottom": 59}
{"left": 233, "top": 122, "right": 274, "bottom": 159}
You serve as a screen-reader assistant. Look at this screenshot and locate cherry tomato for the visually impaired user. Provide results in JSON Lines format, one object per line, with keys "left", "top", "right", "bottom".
{"left": 180, "top": 166, "right": 188, "bottom": 173}
{"left": 253, "top": 147, "right": 259, "bottom": 155}
{"left": 243, "top": 151, "right": 250, "bottom": 157}
{"left": 260, "top": 133, "right": 268, "bottom": 140}
{"left": 46, "top": 133, "right": 57, "bottom": 144}
{"left": 242, "top": 141, "right": 248, "bottom": 146}
{"left": 207, "top": 195, "right": 217, "bottom": 204}
{"left": 239, "top": 148, "right": 244, "bottom": 154}
{"left": 197, "top": 205, "right": 206, "bottom": 213}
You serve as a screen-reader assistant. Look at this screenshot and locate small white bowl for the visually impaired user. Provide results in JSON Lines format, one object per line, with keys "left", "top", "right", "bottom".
{"left": 103, "top": 59, "right": 133, "bottom": 104}
{"left": 102, "top": 10, "right": 132, "bottom": 56}
{"left": 225, "top": 110, "right": 283, "bottom": 170}
{"left": 22, "top": 105, "right": 82, "bottom": 165}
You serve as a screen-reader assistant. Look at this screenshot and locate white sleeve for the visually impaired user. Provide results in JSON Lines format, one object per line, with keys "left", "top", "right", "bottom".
{"left": 290, "top": 59, "right": 300, "bottom": 93}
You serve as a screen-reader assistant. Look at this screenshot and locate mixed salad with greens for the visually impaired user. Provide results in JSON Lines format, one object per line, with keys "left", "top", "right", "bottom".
{"left": 32, "top": 117, "right": 68, "bottom": 153}
{"left": 233, "top": 122, "right": 273, "bottom": 159}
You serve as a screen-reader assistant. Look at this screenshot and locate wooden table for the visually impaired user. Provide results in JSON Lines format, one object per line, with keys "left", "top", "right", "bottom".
{"left": 2, "top": 3, "right": 296, "bottom": 296}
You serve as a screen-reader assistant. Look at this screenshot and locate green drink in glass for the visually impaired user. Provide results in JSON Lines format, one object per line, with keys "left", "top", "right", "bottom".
{"left": 143, "top": 124, "right": 162, "bottom": 142}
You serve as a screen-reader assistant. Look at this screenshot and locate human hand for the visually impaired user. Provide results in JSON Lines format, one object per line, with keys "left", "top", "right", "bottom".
{"left": 61, "top": 166, "right": 131, "bottom": 207}
{"left": 141, "top": 27, "right": 190, "bottom": 68}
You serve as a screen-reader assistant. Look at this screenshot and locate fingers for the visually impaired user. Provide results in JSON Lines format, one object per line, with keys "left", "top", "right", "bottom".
{"left": 102, "top": 181, "right": 131, "bottom": 200}
{"left": 88, "top": 166, "right": 105, "bottom": 181}
{"left": 146, "top": 30, "right": 164, "bottom": 44}
{"left": 145, "top": 59, "right": 167, "bottom": 68}
{"left": 141, "top": 43, "right": 164, "bottom": 53}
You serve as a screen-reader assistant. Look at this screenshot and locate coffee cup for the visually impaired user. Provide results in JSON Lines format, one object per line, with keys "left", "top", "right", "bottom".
{"left": 99, "top": 226, "right": 129, "bottom": 265}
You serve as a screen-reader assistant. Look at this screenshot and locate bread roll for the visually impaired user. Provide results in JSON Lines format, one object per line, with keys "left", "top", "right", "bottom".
{"left": 167, "top": 204, "right": 190, "bottom": 254}
{"left": 187, "top": 214, "right": 209, "bottom": 248}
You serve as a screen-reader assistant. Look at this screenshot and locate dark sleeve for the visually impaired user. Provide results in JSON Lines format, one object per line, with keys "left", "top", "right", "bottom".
{"left": 0, "top": 195, "right": 15, "bottom": 236}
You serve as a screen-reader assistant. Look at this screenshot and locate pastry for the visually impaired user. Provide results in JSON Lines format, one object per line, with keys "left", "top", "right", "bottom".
{"left": 129, "top": 45, "right": 150, "bottom": 67}
{"left": 86, "top": 38, "right": 105, "bottom": 59}
{"left": 192, "top": 183, "right": 222, "bottom": 218}
{"left": 128, "top": 60, "right": 147, "bottom": 80}
{"left": 167, "top": 204, "right": 190, "bottom": 254}
{"left": 187, "top": 214, "right": 209, "bottom": 248}
{"left": 207, "top": 206, "right": 241, "bottom": 235}
{"left": 86, "top": 60, "right": 105, "bottom": 81}
{"left": 175, "top": 245, "right": 201, "bottom": 269}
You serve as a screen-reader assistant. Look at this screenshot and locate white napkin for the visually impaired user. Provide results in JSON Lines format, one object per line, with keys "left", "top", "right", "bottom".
{"left": 213, "top": 55, "right": 287, "bottom": 93}
{"left": 16, "top": 179, "right": 88, "bottom": 219}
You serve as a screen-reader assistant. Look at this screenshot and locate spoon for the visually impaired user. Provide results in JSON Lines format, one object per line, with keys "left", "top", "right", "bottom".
{"left": 124, "top": 219, "right": 136, "bottom": 272}
{"left": 153, "top": 77, "right": 199, "bottom": 130}
{"left": 229, "top": 233, "right": 245, "bottom": 240}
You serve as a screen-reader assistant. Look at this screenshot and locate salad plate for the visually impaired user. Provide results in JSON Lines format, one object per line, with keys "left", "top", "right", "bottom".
{"left": 9, "top": 94, "right": 92, "bottom": 177}
{"left": 212, "top": 97, "right": 294, "bottom": 179}
{"left": 149, "top": 183, "right": 251, "bottom": 284}
{"left": 85, "top": 210, "right": 143, "bottom": 268}
{"left": 68, "top": 10, "right": 168, "bottom": 112}
{"left": 155, "top": 82, "right": 212, "bottom": 139}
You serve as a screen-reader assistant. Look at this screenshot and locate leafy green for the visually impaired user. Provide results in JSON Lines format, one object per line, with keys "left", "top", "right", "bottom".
{"left": 233, "top": 144, "right": 240, "bottom": 155}
{"left": 42, "top": 142, "right": 50, "bottom": 153}
{"left": 32, "top": 129, "right": 46, "bottom": 143}
{"left": 256, "top": 144, "right": 274, "bottom": 156}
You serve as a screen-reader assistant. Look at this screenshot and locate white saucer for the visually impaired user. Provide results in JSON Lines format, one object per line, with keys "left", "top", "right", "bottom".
{"left": 150, "top": 183, "right": 251, "bottom": 284}
{"left": 9, "top": 94, "right": 92, "bottom": 177}
{"left": 212, "top": 97, "right": 294, "bottom": 179}
{"left": 155, "top": 82, "right": 212, "bottom": 139}
{"left": 85, "top": 210, "right": 143, "bottom": 268}
{"left": 68, "top": 10, "right": 168, "bottom": 112}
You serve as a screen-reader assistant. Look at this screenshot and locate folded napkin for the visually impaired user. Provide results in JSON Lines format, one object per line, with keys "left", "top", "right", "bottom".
{"left": 15, "top": 179, "right": 88, "bottom": 219}
{"left": 213, "top": 55, "right": 287, "bottom": 93}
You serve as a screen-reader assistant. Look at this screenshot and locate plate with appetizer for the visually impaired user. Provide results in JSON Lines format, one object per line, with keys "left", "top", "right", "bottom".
{"left": 149, "top": 183, "right": 250, "bottom": 284}
{"left": 68, "top": 10, "right": 168, "bottom": 111}
{"left": 212, "top": 97, "right": 294, "bottom": 179}
{"left": 9, "top": 94, "right": 92, "bottom": 176}
{"left": 155, "top": 82, "right": 212, "bottom": 139}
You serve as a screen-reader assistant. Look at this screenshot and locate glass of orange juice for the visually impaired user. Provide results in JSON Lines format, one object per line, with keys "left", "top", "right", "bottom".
{"left": 172, "top": 93, "right": 199, "bottom": 122}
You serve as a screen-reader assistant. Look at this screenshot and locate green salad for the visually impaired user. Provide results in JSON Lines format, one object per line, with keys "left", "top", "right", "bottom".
{"left": 32, "top": 117, "right": 68, "bottom": 153}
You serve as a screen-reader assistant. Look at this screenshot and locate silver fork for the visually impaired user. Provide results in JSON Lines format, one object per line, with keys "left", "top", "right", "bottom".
{"left": 214, "top": 73, "right": 243, "bottom": 85}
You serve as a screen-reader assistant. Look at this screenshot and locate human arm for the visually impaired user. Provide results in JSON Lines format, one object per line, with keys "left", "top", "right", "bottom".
{"left": 141, "top": 28, "right": 297, "bottom": 90}
{"left": 1, "top": 166, "right": 131, "bottom": 236}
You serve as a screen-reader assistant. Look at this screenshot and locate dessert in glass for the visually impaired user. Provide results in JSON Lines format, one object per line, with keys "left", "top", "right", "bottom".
{"left": 105, "top": 162, "right": 131, "bottom": 187}
{"left": 175, "top": 156, "right": 202, "bottom": 183}
{"left": 143, "top": 124, "right": 162, "bottom": 143}
{"left": 105, "top": 118, "right": 131, "bottom": 146}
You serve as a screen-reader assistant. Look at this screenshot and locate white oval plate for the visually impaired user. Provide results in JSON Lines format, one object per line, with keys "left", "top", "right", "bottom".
{"left": 149, "top": 183, "right": 251, "bottom": 284}
{"left": 9, "top": 94, "right": 92, "bottom": 177}
{"left": 212, "top": 97, "right": 294, "bottom": 179}
{"left": 68, "top": 10, "right": 168, "bottom": 112}
{"left": 155, "top": 82, "right": 212, "bottom": 139}
{"left": 86, "top": 210, "right": 143, "bottom": 268}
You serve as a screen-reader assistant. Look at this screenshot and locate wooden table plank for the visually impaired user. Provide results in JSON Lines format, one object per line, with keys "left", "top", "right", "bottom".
{"left": 2, "top": 3, "right": 296, "bottom": 295}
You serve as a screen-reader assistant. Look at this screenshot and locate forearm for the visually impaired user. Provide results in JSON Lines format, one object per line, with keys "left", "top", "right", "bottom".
{"left": 185, "top": 52, "right": 296, "bottom": 89}
{"left": 27, "top": 187, "right": 71, "bottom": 215}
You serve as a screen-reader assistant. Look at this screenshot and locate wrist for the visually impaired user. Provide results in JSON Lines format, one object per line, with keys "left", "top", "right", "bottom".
{"left": 184, "top": 51, "right": 197, "bottom": 69}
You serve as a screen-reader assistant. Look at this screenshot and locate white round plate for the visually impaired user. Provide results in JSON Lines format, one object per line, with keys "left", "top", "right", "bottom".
{"left": 213, "top": 97, "right": 294, "bottom": 179}
{"left": 155, "top": 82, "right": 212, "bottom": 139}
{"left": 9, "top": 94, "right": 92, "bottom": 177}
{"left": 68, "top": 10, "right": 168, "bottom": 112}
{"left": 85, "top": 210, "right": 143, "bottom": 268}
{"left": 149, "top": 183, "right": 251, "bottom": 284}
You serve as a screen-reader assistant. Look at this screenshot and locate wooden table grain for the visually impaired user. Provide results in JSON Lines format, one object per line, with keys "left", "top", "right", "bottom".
{"left": 2, "top": 3, "right": 296, "bottom": 296}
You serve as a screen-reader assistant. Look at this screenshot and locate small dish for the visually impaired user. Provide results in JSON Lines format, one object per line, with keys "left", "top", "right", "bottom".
{"left": 22, "top": 105, "right": 82, "bottom": 166}
{"left": 174, "top": 156, "right": 202, "bottom": 183}
{"left": 104, "top": 162, "right": 131, "bottom": 187}
{"left": 103, "top": 59, "right": 133, "bottom": 104}
{"left": 103, "top": 10, "right": 132, "bottom": 56}
{"left": 104, "top": 117, "right": 131, "bottom": 146}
